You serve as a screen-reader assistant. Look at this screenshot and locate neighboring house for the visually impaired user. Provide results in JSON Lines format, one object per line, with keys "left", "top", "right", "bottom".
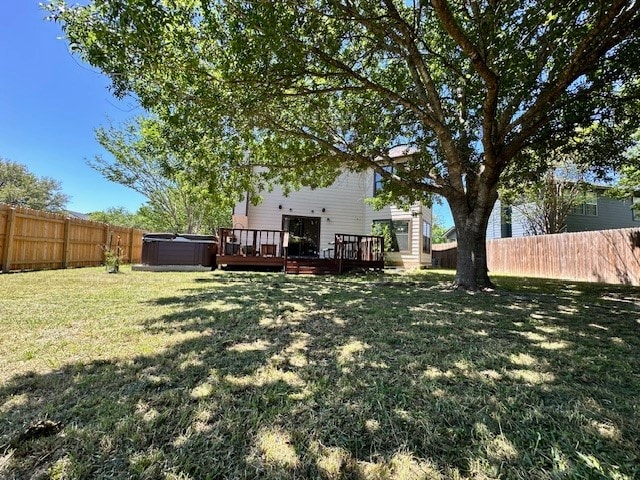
{"left": 443, "top": 226, "right": 457, "bottom": 242}
{"left": 65, "top": 210, "right": 90, "bottom": 221}
{"left": 485, "top": 187, "right": 640, "bottom": 239}
{"left": 231, "top": 148, "right": 433, "bottom": 268}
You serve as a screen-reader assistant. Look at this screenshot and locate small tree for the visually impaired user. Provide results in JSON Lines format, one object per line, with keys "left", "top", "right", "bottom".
{"left": 88, "top": 207, "right": 147, "bottom": 229}
{"left": 0, "top": 158, "right": 69, "bottom": 212}
{"left": 371, "top": 222, "right": 395, "bottom": 253}
{"left": 503, "top": 163, "right": 591, "bottom": 236}
{"left": 101, "top": 233, "right": 123, "bottom": 273}
{"left": 91, "top": 117, "right": 231, "bottom": 234}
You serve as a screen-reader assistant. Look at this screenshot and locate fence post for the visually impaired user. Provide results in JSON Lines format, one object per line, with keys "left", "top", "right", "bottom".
{"left": 2, "top": 207, "right": 17, "bottom": 273}
{"left": 62, "top": 217, "right": 72, "bottom": 268}
{"left": 103, "top": 224, "right": 111, "bottom": 266}
{"left": 128, "top": 227, "right": 134, "bottom": 263}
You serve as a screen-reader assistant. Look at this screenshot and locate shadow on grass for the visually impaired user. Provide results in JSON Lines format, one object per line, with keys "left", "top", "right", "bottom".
{"left": 1, "top": 272, "right": 639, "bottom": 479}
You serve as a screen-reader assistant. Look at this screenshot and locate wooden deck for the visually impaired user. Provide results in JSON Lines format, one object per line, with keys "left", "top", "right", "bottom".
{"left": 216, "top": 229, "right": 384, "bottom": 274}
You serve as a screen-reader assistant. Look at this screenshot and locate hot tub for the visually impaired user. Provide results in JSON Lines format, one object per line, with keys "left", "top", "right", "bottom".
{"left": 141, "top": 233, "right": 218, "bottom": 267}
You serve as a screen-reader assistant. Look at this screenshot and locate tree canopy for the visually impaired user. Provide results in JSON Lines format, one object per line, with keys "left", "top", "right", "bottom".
{"left": 0, "top": 158, "right": 69, "bottom": 212}
{"left": 610, "top": 128, "right": 640, "bottom": 207}
{"left": 87, "top": 206, "right": 147, "bottom": 229}
{"left": 92, "top": 117, "right": 231, "bottom": 234}
{"left": 48, "top": 0, "right": 640, "bottom": 288}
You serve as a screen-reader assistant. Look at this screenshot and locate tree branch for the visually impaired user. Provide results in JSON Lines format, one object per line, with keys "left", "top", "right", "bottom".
{"left": 430, "top": 0, "right": 500, "bottom": 172}
{"left": 504, "top": 1, "right": 640, "bottom": 160}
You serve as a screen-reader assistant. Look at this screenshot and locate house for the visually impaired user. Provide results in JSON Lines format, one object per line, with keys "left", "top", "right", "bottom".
{"left": 443, "top": 226, "right": 457, "bottom": 242}
{"left": 65, "top": 210, "right": 90, "bottom": 221}
{"left": 485, "top": 187, "right": 640, "bottom": 239}
{"left": 225, "top": 147, "right": 433, "bottom": 270}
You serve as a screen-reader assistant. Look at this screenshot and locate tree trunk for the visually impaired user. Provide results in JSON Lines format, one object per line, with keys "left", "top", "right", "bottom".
{"left": 448, "top": 191, "right": 497, "bottom": 290}
{"left": 453, "top": 229, "right": 478, "bottom": 289}
{"left": 472, "top": 228, "right": 494, "bottom": 289}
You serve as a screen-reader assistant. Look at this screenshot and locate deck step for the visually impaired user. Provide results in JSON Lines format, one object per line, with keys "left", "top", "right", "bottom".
{"left": 285, "top": 259, "right": 338, "bottom": 275}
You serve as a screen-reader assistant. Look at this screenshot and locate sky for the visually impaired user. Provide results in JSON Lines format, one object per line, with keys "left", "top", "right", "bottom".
{"left": 1, "top": 1, "right": 454, "bottom": 226}
{"left": 1, "top": 1, "right": 146, "bottom": 213}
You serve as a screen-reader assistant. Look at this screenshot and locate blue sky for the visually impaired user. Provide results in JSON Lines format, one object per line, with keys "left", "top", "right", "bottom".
{"left": 1, "top": 1, "right": 146, "bottom": 213}
{"left": 1, "top": 1, "right": 454, "bottom": 226}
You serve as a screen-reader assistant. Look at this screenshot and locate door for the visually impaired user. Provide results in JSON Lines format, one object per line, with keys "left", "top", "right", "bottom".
{"left": 282, "top": 215, "right": 321, "bottom": 257}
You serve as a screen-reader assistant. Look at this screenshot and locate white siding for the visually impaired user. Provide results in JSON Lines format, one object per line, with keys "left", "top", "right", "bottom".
{"left": 486, "top": 200, "right": 529, "bottom": 239}
{"left": 240, "top": 171, "right": 368, "bottom": 252}
{"left": 420, "top": 207, "right": 433, "bottom": 266}
{"left": 234, "top": 168, "right": 432, "bottom": 268}
{"left": 510, "top": 207, "right": 529, "bottom": 237}
{"left": 362, "top": 170, "right": 430, "bottom": 268}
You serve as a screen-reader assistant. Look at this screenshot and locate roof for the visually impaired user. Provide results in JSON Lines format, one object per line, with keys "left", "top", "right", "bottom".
{"left": 65, "top": 210, "right": 90, "bottom": 220}
{"left": 386, "top": 145, "right": 419, "bottom": 159}
{"left": 444, "top": 226, "right": 457, "bottom": 240}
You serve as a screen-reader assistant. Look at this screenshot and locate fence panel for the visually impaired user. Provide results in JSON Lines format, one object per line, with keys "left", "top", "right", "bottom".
{"left": 486, "top": 228, "right": 640, "bottom": 285}
{"left": 11, "top": 208, "right": 66, "bottom": 270}
{"left": 431, "top": 242, "right": 458, "bottom": 269}
{"left": 1, "top": 204, "right": 144, "bottom": 273}
{"left": 432, "top": 228, "right": 640, "bottom": 286}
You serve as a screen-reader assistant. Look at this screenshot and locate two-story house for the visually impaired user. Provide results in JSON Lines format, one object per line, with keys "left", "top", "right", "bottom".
{"left": 485, "top": 187, "right": 640, "bottom": 239}
{"left": 226, "top": 147, "right": 433, "bottom": 269}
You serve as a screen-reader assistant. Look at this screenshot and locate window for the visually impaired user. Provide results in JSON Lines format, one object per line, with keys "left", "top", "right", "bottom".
{"left": 500, "top": 205, "right": 512, "bottom": 238}
{"left": 422, "top": 221, "right": 431, "bottom": 253}
{"left": 571, "top": 191, "right": 598, "bottom": 216}
{"left": 373, "top": 165, "right": 395, "bottom": 196}
{"left": 372, "top": 219, "right": 410, "bottom": 252}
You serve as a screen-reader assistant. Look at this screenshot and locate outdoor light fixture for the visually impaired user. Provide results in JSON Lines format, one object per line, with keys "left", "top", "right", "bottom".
{"left": 322, "top": 208, "right": 326, "bottom": 212}
{"left": 278, "top": 205, "right": 282, "bottom": 209}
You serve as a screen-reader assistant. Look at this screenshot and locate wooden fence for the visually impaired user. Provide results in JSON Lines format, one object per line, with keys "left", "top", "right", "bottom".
{"left": 432, "top": 227, "right": 640, "bottom": 286}
{"left": 0, "top": 204, "right": 144, "bottom": 273}
{"left": 431, "top": 242, "right": 458, "bottom": 269}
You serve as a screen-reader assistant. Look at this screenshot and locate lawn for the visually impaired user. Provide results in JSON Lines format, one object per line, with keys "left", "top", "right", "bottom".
{"left": 0, "top": 267, "right": 638, "bottom": 479}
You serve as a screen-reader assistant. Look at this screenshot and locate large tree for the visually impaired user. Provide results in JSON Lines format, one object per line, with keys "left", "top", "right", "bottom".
{"left": 91, "top": 117, "right": 231, "bottom": 234}
{"left": 0, "top": 158, "right": 69, "bottom": 212}
{"left": 48, "top": 1, "right": 640, "bottom": 288}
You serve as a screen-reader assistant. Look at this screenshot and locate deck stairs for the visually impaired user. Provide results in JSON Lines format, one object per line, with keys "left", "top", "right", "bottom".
{"left": 284, "top": 258, "right": 338, "bottom": 274}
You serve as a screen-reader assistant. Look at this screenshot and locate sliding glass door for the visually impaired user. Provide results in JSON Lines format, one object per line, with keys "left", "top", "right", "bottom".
{"left": 282, "top": 215, "right": 321, "bottom": 257}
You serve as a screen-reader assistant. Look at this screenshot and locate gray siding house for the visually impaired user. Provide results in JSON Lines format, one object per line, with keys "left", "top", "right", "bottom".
{"left": 485, "top": 189, "right": 639, "bottom": 239}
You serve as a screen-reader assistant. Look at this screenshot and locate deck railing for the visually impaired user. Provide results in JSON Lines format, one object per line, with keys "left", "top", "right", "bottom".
{"left": 218, "top": 228, "right": 286, "bottom": 258}
{"left": 217, "top": 228, "right": 384, "bottom": 273}
{"left": 334, "top": 233, "right": 384, "bottom": 272}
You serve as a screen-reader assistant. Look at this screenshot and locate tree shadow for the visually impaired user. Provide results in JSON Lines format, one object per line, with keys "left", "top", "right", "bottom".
{"left": 1, "top": 272, "right": 638, "bottom": 479}
{"left": 591, "top": 229, "right": 640, "bottom": 286}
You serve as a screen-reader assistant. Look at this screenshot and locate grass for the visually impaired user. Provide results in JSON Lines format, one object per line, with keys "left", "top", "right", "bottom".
{"left": 0, "top": 266, "right": 639, "bottom": 479}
